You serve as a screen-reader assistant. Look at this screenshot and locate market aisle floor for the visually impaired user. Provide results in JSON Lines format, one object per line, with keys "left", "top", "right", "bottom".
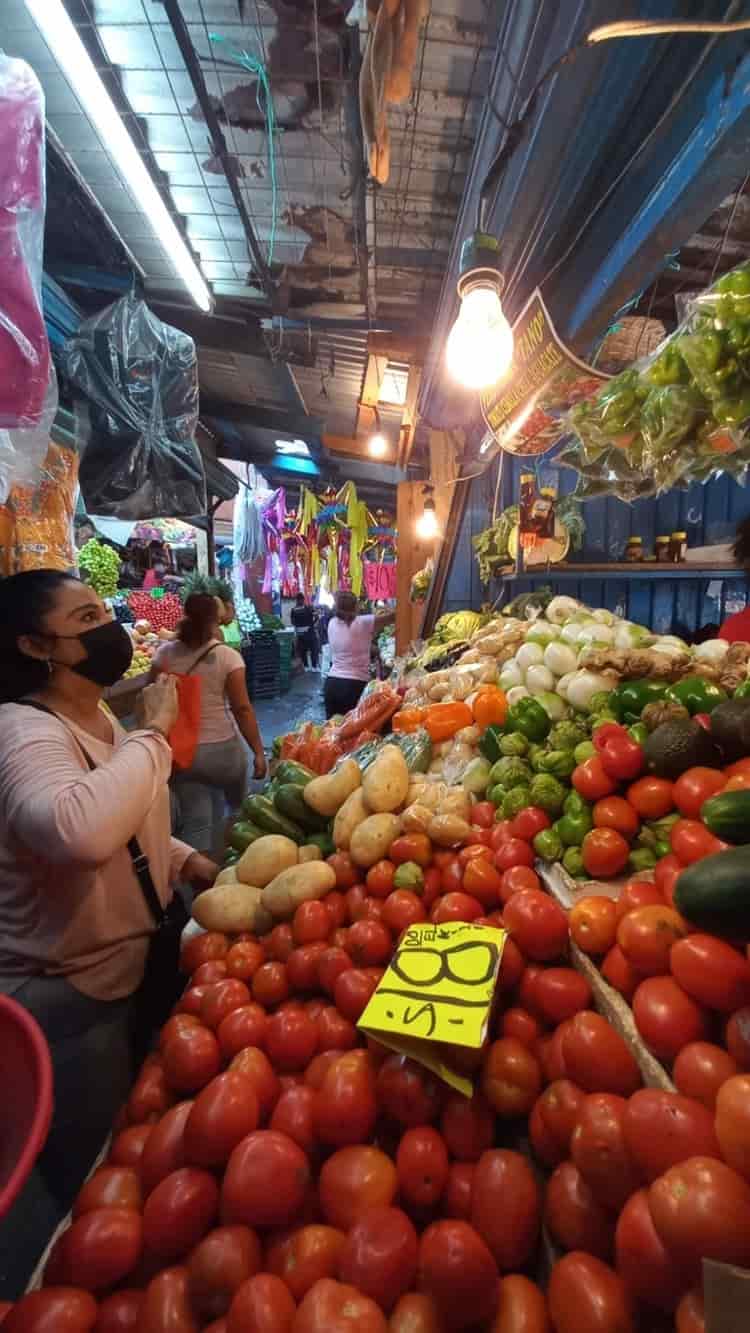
{"left": 249, "top": 668, "right": 325, "bottom": 789}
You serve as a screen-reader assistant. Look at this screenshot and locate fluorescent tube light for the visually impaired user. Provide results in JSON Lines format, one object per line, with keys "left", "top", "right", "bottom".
{"left": 24, "top": 0, "right": 213, "bottom": 313}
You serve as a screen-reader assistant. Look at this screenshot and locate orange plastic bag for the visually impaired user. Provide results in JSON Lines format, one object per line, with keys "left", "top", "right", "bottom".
{"left": 168, "top": 674, "right": 202, "bottom": 770}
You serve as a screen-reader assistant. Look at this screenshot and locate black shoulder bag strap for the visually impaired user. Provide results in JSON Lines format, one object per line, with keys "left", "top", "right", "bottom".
{"left": 19, "top": 700, "right": 165, "bottom": 927}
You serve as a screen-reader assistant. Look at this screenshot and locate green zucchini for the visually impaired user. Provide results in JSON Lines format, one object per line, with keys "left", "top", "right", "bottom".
{"left": 674, "top": 844, "right": 750, "bottom": 931}
{"left": 229, "top": 820, "right": 265, "bottom": 852}
{"left": 343, "top": 728, "right": 433, "bottom": 775}
{"left": 274, "top": 760, "right": 317, "bottom": 787}
{"left": 303, "top": 829, "right": 335, "bottom": 857}
{"left": 274, "top": 783, "right": 328, "bottom": 832}
{"left": 701, "top": 790, "right": 750, "bottom": 844}
{"left": 242, "top": 794, "right": 304, "bottom": 842}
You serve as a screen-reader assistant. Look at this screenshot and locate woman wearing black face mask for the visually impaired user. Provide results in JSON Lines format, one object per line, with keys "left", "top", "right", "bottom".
{"left": 0, "top": 570, "right": 217, "bottom": 1293}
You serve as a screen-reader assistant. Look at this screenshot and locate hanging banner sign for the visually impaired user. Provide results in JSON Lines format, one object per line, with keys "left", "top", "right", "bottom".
{"left": 480, "top": 289, "right": 610, "bottom": 457}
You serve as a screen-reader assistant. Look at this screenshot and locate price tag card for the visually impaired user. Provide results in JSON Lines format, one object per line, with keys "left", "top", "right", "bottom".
{"left": 358, "top": 921, "right": 506, "bottom": 1096}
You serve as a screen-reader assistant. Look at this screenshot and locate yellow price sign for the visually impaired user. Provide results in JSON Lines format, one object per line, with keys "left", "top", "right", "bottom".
{"left": 358, "top": 921, "right": 506, "bottom": 1096}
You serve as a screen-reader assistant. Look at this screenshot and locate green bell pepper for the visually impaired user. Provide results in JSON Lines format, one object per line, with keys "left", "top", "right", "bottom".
{"left": 562, "top": 846, "right": 586, "bottom": 878}
{"left": 502, "top": 786, "right": 532, "bottom": 820}
{"left": 504, "top": 697, "right": 551, "bottom": 743}
{"left": 612, "top": 679, "right": 668, "bottom": 724}
{"left": 533, "top": 827, "right": 563, "bottom": 862}
{"left": 229, "top": 820, "right": 264, "bottom": 852}
{"left": 393, "top": 861, "right": 424, "bottom": 891}
{"left": 665, "top": 675, "right": 727, "bottom": 715}
{"left": 555, "top": 809, "right": 593, "bottom": 847}
{"left": 479, "top": 724, "right": 506, "bottom": 764}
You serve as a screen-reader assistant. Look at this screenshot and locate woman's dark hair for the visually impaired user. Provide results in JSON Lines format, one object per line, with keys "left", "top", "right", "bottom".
{"left": 334, "top": 591, "right": 358, "bottom": 624}
{"left": 734, "top": 517, "right": 750, "bottom": 567}
{"left": 0, "top": 570, "right": 80, "bottom": 704}
{"left": 178, "top": 593, "right": 220, "bottom": 649}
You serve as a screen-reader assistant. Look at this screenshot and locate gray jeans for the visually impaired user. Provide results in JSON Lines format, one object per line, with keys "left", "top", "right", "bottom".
{"left": 172, "top": 735, "right": 247, "bottom": 858}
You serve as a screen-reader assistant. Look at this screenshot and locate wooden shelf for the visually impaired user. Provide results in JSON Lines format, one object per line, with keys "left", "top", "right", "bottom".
{"left": 498, "top": 562, "right": 743, "bottom": 582}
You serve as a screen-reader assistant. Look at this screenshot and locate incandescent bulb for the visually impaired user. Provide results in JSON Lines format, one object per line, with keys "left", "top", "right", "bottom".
{"left": 416, "top": 506, "right": 439, "bottom": 540}
{"left": 368, "top": 432, "right": 388, "bottom": 458}
{"left": 446, "top": 283, "right": 514, "bottom": 390}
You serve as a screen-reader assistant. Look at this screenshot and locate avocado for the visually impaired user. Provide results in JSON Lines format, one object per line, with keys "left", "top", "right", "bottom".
{"left": 643, "top": 719, "right": 722, "bottom": 780}
{"left": 708, "top": 699, "right": 750, "bottom": 763}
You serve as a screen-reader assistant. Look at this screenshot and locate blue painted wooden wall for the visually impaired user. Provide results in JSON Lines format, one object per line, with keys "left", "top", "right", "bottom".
{"left": 442, "top": 456, "right": 750, "bottom": 635}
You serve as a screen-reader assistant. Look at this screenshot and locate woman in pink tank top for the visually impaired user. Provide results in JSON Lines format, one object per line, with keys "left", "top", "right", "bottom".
{"left": 325, "top": 591, "right": 394, "bottom": 719}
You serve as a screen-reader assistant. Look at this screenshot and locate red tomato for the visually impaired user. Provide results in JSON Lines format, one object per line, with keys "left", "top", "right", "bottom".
{"left": 217, "top": 1004, "right": 268, "bottom": 1062}
{"left": 304, "top": 1051, "right": 341, "bottom": 1091}
{"left": 315, "top": 1005, "right": 356, "bottom": 1053}
{"left": 314, "top": 1050, "right": 377, "bottom": 1146}
{"left": 193, "top": 961, "right": 227, "bottom": 985}
{"left": 442, "top": 1163, "right": 474, "bottom": 1220}
{"left": 138, "top": 1103, "right": 192, "bottom": 1198}
{"left": 266, "top": 1225, "right": 346, "bottom": 1302}
{"left": 319, "top": 1146, "right": 397, "bottom": 1230}
{"left": 548, "top": 1253, "right": 635, "bottom": 1333}
{"left": 127, "top": 1059, "right": 172, "bottom": 1124}
{"left": 715, "top": 1074, "right": 750, "bottom": 1179}
{"left": 676, "top": 1288, "right": 706, "bottom": 1333}
{"left": 535, "top": 968, "right": 593, "bottom": 1025}
{"left": 229, "top": 1047, "right": 280, "bottom": 1119}
{"left": 470, "top": 1149, "right": 540, "bottom": 1273}
{"left": 500, "top": 1007, "right": 542, "bottom": 1050}
{"left": 632, "top": 977, "right": 709, "bottom": 1061}
{"left": 45, "top": 1208, "right": 142, "bottom": 1291}
{"left": 293, "top": 901, "right": 330, "bottom": 946}
{"left": 671, "top": 933, "right": 750, "bottom": 1012}
{"left": 626, "top": 776, "right": 674, "bottom": 820}
{"left": 581, "top": 828, "right": 630, "bottom": 878}
{"left": 544, "top": 1161, "right": 615, "bottom": 1260}
{"left": 73, "top": 1166, "right": 141, "bottom": 1218}
{"left": 673, "top": 1041, "right": 740, "bottom": 1109}
{"left": 481, "top": 1039, "right": 541, "bottom": 1119}
{"left": 181, "top": 931, "right": 229, "bottom": 975}
{"left": 292, "top": 1279, "right": 386, "bottom": 1333}
{"left": 333, "top": 968, "right": 379, "bottom": 1022}
{"left": 440, "top": 1093, "right": 494, "bottom": 1162}
{"left": 623, "top": 1089, "right": 719, "bottom": 1181}
{"left": 366, "top": 860, "right": 396, "bottom": 898}
{"left": 569, "top": 896, "right": 618, "bottom": 956}
{"left": 510, "top": 806, "right": 550, "bottom": 842}
{"left": 498, "top": 865, "right": 541, "bottom": 904}
{"left": 3, "top": 1289, "right": 98, "bottom": 1332}
{"left": 432, "top": 892, "right": 484, "bottom": 923}
{"left": 269, "top": 1084, "right": 316, "bottom": 1154}
{"left": 671, "top": 818, "right": 726, "bottom": 866}
{"left": 601, "top": 945, "right": 640, "bottom": 1001}
{"left": 617, "top": 904, "right": 688, "bottom": 976}
{"left": 489, "top": 821, "right": 515, "bottom": 851}
{"left": 421, "top": 867, "right": 442, "bottom": 908}
{"left": 162, "top": 1026, "right": 221, "bottom": 1095}
{"left": 562, "top": 1012, "right": 641, "bottom": 1097}
{"left": 346, "top": 885, "right": 368, "bottom": 921}
{"left": 225, "top": 941, "right": 265, "bottom": 982}
{"left": 390, "top": 834, "right": 433, "bottom": 868}
{"left": 439, "top": 858, "right": 464, "bottom": 895}
{"left": 615, "top": 1187, "right": 689, "bottom": 1313}
{"left": 142, "top": 1167, "right": 218, "bottom": 1264}
{"left": 177, "top": 985, "right": 209, "bottom": 1018}
{"left": 726, "top": 1006, "right": 750, "bottom": 1068}
{"left": 266, "top": 925, "right": 295, "bottom": 963}
{"left": 265, "top": 1009, "right": 318, "bottom": 1072}
{"left": 493, "top": 839, "right": 535, "bottom": 873}
{"left": 316, "top": 947, "right": 352, "bottom": 997}
{"left": 187, "top": 1226, "right": 261, "bottom": 1322}
{"left": 325, "top": 891, "right": 348, "bottom": 930}
{"left": 492, "top": 1276, "right": 549, "bottom": 1333}
{"left": 673, "top": 766, "right": 726, "bottom": 818}
{"left": 462, "top": 857, "right": 503, "bottom": 907}
{"left": 573, "top": 755, "right": 618, "bottom": 802}
{"left": 287, "top": 944, "right": 328, "bottom": 994}
{"left": 226, "top": 1273, "right": 296, "bottom": 1333}
{"left": 200, "top": 980, "right": 251, "bottom": 1031}
{"left": 252, "top": 962, "right": 290, "bottom": 1008}
{"left": 648, "top": 1156, "right": 750, "bottom": 1275}
{"left": 495, "top": 936, "right": 525, "bottom": 993}
{"left": 616, "top": 878, "right": 664, "bottom": 921}
{"left": 347, "top": 919, "right": 392, "bottom": 967}
{"left": 503, "top": 889, "right": 568, "bottom": 961}
{"left": 381, "top": 889, "right": 426, "bottom": 934}
{"left": 389, "top": 1293, "right": 443, "bottom": 1333}
{"left": 183, "top": 1072, "right": 259, "bottom": 1169}
{"left": 592, "top": 797, "right": 639, "bottom": 838}
{"left": 93, "top": 1290, "right": 142, "bottom": 1332}
{"left": 339, "top": 1206, "right": 418, "bottom": 1312}
{"left": 417, "top": 1220, "right": 499, "bottom": 1330}
{"left": 376, "top": 1054, "right": 443, "bottom": 1127}
{"left": 140, "top": 1267, "right": 199, "bottom": 1333}
{"left": 396, "top": 1127, "right": 449, "bottom": 1209}
{"left": 534, "top": 1080, "right": 585, "bottom": 1166}
{"left": 328, "top": 851, "right": 359, "bottom": 889}
{"left": 470, "top": 801, "right": 496, "bottom": 828}
{"left": 221, "top": 1130, "right": 310, "bottom": 1229}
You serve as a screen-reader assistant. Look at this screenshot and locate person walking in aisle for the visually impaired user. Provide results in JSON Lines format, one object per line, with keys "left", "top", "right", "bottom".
{"left": 324, "top": 590, "right": 394, "bottom": 719}
{"left": 291, "top": 592, "right": 319, "bottom": 670}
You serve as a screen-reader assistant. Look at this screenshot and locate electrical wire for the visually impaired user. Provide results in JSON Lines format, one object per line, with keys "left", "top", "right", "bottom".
{"left": 209, "top": 32, "right": 278, "bottom": 267}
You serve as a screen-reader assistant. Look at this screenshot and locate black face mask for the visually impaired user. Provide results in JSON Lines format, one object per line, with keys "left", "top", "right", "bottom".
{"left": 52, "top": 620, "right": 134, "bottom": 687}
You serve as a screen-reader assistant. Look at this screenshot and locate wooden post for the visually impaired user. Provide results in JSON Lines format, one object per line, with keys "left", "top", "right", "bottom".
{"left": 395, "top": 430, "right": 463, "bottom": 654}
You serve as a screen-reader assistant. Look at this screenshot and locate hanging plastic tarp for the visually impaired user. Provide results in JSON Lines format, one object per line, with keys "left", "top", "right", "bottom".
{"left": 61, "top": 294, "right": 205, "bottom": 519}
{"left": 0, "top": 54, "right": 58, "bottom": 502}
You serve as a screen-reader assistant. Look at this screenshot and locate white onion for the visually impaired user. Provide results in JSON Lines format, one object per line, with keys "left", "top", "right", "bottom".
{"left": 560, "top": 622, "right": 583, "bottom": 645}
{"left": 694, "top": 639, "right": 729, "bottom": 662}
{"left": 578, "top": 622, "right": 615, "bottom": 645}
{"left": 566, "top": 669, "right": 615, "bottom": 712}
{"left": 499, "top": 660, "right": 523, "bottom": 690}
{"left": 515, "top": 642, "right": 545, "bottom": 673}
{"left": 544, "top": 642, "right": 578, "bottom": 677}
{"left": 506, "top": 685, "right": 530, "bottom": 707}
{"left": 525, "top": 663, "right": 556, "bottom": 695}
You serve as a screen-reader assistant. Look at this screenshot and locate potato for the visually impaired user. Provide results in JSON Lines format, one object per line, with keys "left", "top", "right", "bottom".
{"left": 401, "top": 803, "right": 433, "bottom": 834}
{"left": 350, "top": 813, "right": 402, "bottom": 868}
{"left": 262, "top": 862, "right": 337, "bottom": 919}
{"left": 333, "top": 787, "right": 369, "bottom": 850}
{"left": 438, "top": 788, "right": 472, "bottom": 821}
{"left": 237, "top": 835, "right": 298, "bottom": 887}
{"left": 428, "top": 814, "right": 472, "bottom": 847}
{"left": 304, "top": 759, "right": 361, "bottom": 817}
{"left": 192, "top": 883, "right": 266, "bottom": 933}
{"left": 214, "top": 866, "right": 240, "bottom": 886}
{"left": 362, "top": 744, "right": 410, "bottom": 814}
{"left": 298, "top": 844, "right": 323, "bottom": 863}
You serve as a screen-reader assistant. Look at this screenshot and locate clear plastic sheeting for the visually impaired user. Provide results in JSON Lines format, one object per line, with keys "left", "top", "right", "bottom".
{"left": 0, "top": 54, "right": 57, "bottom": 501}
{"left": 62, "top": 294, "right": 206, "bottom": 519}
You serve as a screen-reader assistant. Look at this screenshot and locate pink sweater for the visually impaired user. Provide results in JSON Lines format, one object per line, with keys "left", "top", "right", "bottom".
{"left": 0, "top": 704, "right": 192, "bottom": 1000}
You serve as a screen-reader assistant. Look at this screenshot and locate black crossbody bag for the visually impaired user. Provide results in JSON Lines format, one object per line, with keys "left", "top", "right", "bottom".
{"left": 20, "top": 702, "right": 188, "bottom": 1051}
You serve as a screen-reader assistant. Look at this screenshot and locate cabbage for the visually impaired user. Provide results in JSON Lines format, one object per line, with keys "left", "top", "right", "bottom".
{"left": 516, "top": 642, "right": 545, "bottom": 673}
{"left": 525, "top": 664, "right": 556, "bottom": 695}
{"left": 544, "top": 642, "right": 578, "bottom": 677}
{"left": 534, "top": 690, "right": 569, "bottom": 721}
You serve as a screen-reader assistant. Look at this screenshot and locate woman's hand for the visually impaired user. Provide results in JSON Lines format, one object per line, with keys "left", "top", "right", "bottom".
{"left": 139, "top": 675, "right": 179, "bottom": 737}
{"left": 183, "top": 852, "right": 219, "bottom": 893}
{"left": 253, "top": 749, "right": 268, "bottom": 780}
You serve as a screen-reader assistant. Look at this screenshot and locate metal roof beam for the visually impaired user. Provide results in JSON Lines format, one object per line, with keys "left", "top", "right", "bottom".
{"left": 201, "top": 399, "right": 325, "bottom": 436}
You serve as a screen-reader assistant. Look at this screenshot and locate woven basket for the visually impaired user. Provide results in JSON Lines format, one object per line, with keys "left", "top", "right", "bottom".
{"left": 597, "top": 316, "right": 667, "bottom": 370}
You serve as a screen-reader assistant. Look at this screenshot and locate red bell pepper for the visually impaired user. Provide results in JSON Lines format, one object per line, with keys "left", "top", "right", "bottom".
{"left": 594, "top": 722, "right": 644, "bottom": 782}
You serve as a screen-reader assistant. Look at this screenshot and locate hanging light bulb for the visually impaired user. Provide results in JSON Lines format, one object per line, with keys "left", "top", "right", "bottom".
{"left": 416, "top": 487, "right": 439, "bottom": 540}
{"left": 368, "top": 432, "right": 388, "bottom": 458}
{"left": 446, "top": 233, "right": 513, "bottom": 390}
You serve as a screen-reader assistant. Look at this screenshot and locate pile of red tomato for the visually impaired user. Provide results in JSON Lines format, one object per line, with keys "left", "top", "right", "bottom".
{"left": 8, "top": 812, "right": 750, "bottom": 1333}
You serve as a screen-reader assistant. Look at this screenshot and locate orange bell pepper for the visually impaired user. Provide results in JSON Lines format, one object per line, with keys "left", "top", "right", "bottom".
{"left": 423, "top": 700, "right": 473, "bottom": 743}
{"left": 472, "top": 685, "right": 508, "bottom": 731}
{"left": 392, "top": 707, "right": 427, "bottom": 734}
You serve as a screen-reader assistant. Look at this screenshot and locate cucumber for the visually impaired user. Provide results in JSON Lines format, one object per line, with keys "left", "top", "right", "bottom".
{"left": 274, "top": 760, "right": 317, "bottom": 787}
{"left": 701, "top": 790, "right": 750, "bottom": 844}
{"left": 242, "top": 794, "right": 304, "bottom": 842}
{"left": 274, "top": 783, "right": 328, "bottom": 832}
{"left": 342, "top": 728, "right": 432, "bottom": 775}
{"left": 303, "top": 829, "right": 335, "bottom": 857}
{"left": 674, "top": 844, "right": 750, "bottom": 931}
{"left": 229, "top": 820, "right": 264, "bottom": 852}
